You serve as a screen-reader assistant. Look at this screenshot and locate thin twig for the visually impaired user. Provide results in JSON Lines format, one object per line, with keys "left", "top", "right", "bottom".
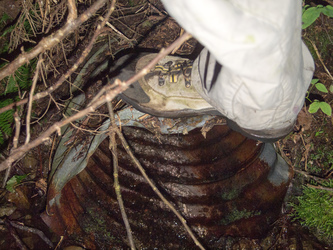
{"left": 100, "top": 0, "right": 117, "bottom": 28}
{"left": 46, "top": 1, "right": 67, "bottom": 34}
{"left": 0, "top": 219, "right": 28, "bottom": 250}
{"left": 67, "top": 0, "right": 78, "bottom": 21}
{"left": 9, "top": 221, "right": 54, "bottom": 248}
{"left": 48, "top": 134, "right": 57, "bottom": 171}
{"left": 8, "top": 226, "right": 28, "bottom": 250}
{"left": 100, "top": 17, "right": 131, "bottom": 41}
{"left": 104, "top": 12, "right": 135, "bottom": 241}
{"left": 275, "top": 141, "right": 292, "bottom": 166}
{"left": 305, "top": 38, "right": 333, "bottom": 81}
{"left": 0, "top": 5, "right": 181, "bottom": 115}
{"left": 119, "top": 32, "right": 192, "bottom": 93}
{"left": 0, "top": 32, "right": 191, "bottom": 174}
{"left": 171, "top": 28, "right": 186, "bottom": 54}
{"left": 0, "top": 25, "right": 107, "bottom": 116}
{"left": 0, "top": 16, "right": 111, "bottom": 116}
{"left": 107, "top": 100, "right": 136, "bottom": 250}
{"left": 25, "top": 56, "right": 43, "bottom": 145}
{"left": 13, "top": 112, "right": 21, "bottom": 149}
{"left": 300, "top": 134, "right": 309, "bottom": 171}
{"left": 61, "top": 42, "right": 69, "bottom": 66}
{"left": 2, "top": 112, "right": 21, "bottom": 188}
{"left": 0, "top": 0, "right": 108, "bottom": 81}
{"left": 54, "top": 236, "right": 64, "bottom": 250}
{"left": 294, "top": 169, "right": 329, "bottom": 183}
{"left": 30, "top": 97, "right": 52, "bottom": 125}
{"left": 114, "top": 127, "right": 205, "bottom": 250}
{"left": 147, "top": 0, "right": 166, "bottom": 16}
{"left": 307, "top": 183, "right": 333, "bottom": 192}
{"left": 66, "top": 120, "right": 104, "bottom": 135}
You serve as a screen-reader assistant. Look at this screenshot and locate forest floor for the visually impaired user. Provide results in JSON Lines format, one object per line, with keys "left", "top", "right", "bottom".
{"left": 0, "top": 0, "right": 332, "bottom": 249}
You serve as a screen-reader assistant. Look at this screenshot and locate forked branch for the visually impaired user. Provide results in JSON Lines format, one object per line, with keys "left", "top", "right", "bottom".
{"left": 0, "top": 32, "right": 191, "bottom": 172}
{"left": 0, "top": 0, "right": 107, "bottom": 81}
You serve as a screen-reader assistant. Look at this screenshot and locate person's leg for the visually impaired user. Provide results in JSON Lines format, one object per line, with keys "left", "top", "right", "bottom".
{"left": 163, "top": 0, "right": 315, "bottom": 140}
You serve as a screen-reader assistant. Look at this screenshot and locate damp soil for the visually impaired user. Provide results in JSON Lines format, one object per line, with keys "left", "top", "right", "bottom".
{"left": 0, "top": 0, "right": 332, "bottom": 249}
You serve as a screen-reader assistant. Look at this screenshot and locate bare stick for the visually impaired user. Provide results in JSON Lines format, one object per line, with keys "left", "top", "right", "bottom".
{"left": 0, "top": 25, "right": 111, "bottom": 116}
{"left": 13, "top": 112, "right": 21, "bottom": 149}
{"left": 9, "top": 221, "right": 54, "bottom": 248}
{"left": 114, "top": 127, "right": 205, "bottom": 250}
{"left": 0, "top": 2, "right": 109, "bottom": 115}
{"left": 67, "top": 0, "right": 78, "bottom": 21}
{"left": 107, "top": 101, "right": 136, "bottom": 250}
{"left": 294, "top": 169, "right": 329, "bottom": 183}
{"left": 54, "top": 236, "right": 64, "bottom": 250}
{"left": 307, "top": 183, "right": 333, "bottom": 192}
{"left": 0, "top": 219, "right": 28, "bottom": 250}
{"left": 0, "top": 27, "right": 190, "bottom": 116}
{"left": 0, "top": 0, "right": 107, "bottom": 81}
{"left": 100, "top": 16, "right": 131, "bottom": 41}
{"left": 2, "top": 112, "right": 21, "bottom": 188}
{"left": 8, "top": 226, "right": 28, "bottom": 250}
{"left": 100, "top": 0, "right": 117, "bottom": 28}
{"left": 2, "top": 167, "right": 12, "bottom": 189}
{"left": 300, "top": 134, "right": 309, "bottom": 171}
{"left": 25, "top": 56, "right": 43, "bottom": 144}
{"left": 0, "top": 32, "right": 191, "bottom": 173}
{"left": 306, "top": 38, "right": 333, "bottom": 81}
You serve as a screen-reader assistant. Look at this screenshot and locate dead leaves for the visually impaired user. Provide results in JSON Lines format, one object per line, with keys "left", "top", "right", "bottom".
{"left": 201, "top": 117, "right": 226, "bottom": 138}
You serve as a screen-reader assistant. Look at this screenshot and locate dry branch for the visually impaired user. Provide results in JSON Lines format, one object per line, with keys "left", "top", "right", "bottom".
{"left": 0, "top": 26, "right": 106, "bottom": 115}
{"left": 1, "top": 112, "right": 21, "bottom": 188}
{"left": 108, "top": 100, "right": 135, "bottom": 250}
{"left": 114, "top": 126, "right": 205, "bottom": 250}
{"left": 306, "top": 38, "right": 333, "bottom": 81}
{"left": 9, "top": 221, "right": 54, "bottom": 248}
{"left": 0, "top": 32, "right": 191, "bottom": 170}
{"left": 294, "top": 169, "right": 330, "bottom": 183}
{"left": 307, "top": 183, "right": 333, "bottom": 192}
{"left": 8, "top": 226, "right": 28, "bottom": 250}
{"left": 0, "top": 0, "right": 118, "bottom": 116}
{"left": 0, "top": 218, "right": 54, "bottom": 248}
{"left": 25, "top": 56, "right": 43, "bottom": 145}
{"left": 0, "top": 0, "right": 107, "bottom": 81}
{"left": 67, "top": 0, "right": 78, "bottom": 21}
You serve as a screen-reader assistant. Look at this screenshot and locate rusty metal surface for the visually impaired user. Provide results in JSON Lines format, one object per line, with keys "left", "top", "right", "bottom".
{"left": 41, "top": 125, "right": 292, "bottom": 249}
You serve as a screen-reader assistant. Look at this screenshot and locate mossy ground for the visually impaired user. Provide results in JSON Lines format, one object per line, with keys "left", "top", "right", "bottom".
{"left": 280, "top": 7, "right": 333, "bottom": 246}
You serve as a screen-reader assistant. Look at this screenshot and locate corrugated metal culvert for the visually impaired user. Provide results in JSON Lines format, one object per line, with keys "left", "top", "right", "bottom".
{"left": 42, "top": 120, "right": 292, "bottom": 249}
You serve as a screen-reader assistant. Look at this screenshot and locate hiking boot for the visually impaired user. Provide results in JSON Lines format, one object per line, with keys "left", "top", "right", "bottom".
{"left": 118, "top": 53, "right": 221, "bottom": 118}
{"left": 116, "top": 53, "right": 291, "bottom": 142}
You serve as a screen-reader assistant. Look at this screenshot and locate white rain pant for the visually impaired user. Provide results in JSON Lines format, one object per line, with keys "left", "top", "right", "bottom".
{"left": 161, "top": 0, "right": 315, "bottom": 131}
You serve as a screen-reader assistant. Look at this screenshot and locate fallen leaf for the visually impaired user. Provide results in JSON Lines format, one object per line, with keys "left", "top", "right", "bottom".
{"left": 7, "top": 186, "right": 31, "bottom": 211}
{"left": 297, "top": 108, "right": 312, "bottom": 131}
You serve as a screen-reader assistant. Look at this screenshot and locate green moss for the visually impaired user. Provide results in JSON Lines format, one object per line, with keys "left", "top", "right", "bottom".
{"left": 220, "top": 188, "right": 241, "bottom": 201}
{"left": 291, "top": 180, "right": 333, "bottom": 242}
{"left": 308, "top": 143, "right": 333, "bottom": 174}
{"left": 79, "top": 205, "right": 121, "bottom": 244}
{"left": 219, "top": 208, "right": 261, "bottom": 225}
